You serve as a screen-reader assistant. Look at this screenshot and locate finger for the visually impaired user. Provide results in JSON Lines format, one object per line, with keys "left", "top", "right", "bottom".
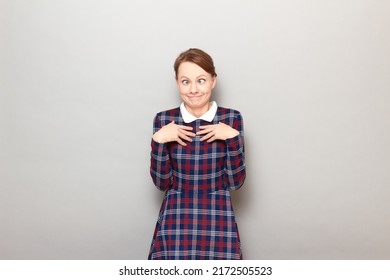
{"left": 178, "top": 133, "right": 193, "bottom": 142}
{"left": 196, "top": 127, "right": 214, "bottom": 135}
{"left": 180, "top": 128, "right": 196, "bottom": 137}
{"left": 179, "top": 125, "right": 194, "bottom": 131}
{"left": 199, "top": 125, "right": 214, "bottom": 129}
{"left": 176, "top": 138, "right": 187, "bottom": 146}
{"left": 198, "top": 125, "right": 217, "bottom": 131}
{"left": 179, "top": 129, "right": 195, "bottom": 141}
{"left": 207, "top": 136, "right": 216, "bottom": 143}
{"left": 200, "top": 132, "right": 214, "bottom": 142}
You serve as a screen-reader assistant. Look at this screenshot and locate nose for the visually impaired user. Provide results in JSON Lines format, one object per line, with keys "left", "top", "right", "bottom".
{"left": 189, "top": 82, "right": 198, "bottom": 94}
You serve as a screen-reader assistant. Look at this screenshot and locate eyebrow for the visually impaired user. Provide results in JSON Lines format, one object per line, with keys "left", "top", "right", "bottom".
{"left": 179, "top": 74, "right": 208, "bottom": 80}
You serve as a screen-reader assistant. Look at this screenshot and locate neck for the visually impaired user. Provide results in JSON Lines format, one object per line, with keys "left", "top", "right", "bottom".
{"left": 185, "top": 102, "right": 211, "bottom": 118}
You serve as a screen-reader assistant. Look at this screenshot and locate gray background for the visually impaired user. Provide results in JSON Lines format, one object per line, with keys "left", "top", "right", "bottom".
{"left": 1, "top": 0, "right": 389, "bottom": 259}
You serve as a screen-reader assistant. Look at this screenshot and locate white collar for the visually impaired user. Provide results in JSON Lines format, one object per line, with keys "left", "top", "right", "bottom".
{"left": 180, "top": 101, "right": 218, "bottom": 123}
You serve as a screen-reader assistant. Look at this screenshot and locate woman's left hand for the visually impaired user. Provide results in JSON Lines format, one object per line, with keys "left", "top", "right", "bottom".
{"left": 197, "top": 122, "right": 239, "bottom": 142}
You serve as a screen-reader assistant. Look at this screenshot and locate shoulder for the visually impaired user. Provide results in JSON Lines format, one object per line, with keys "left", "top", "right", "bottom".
{"left": 216, "top": 106, "right": 244, "bottom": 129}
{"left": 153, "top": 107, "right": 181, "bottom": 128}
{"left": 217, "top": 106, "right": 243, "bottom": 119}
{"left": 155, "top": 107, "right": 180, "bottom": 119}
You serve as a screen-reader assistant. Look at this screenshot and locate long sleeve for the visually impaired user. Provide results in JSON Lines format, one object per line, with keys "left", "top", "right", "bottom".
{"left": 224, "top": 112, "right": 246, "bottom": 190}
{"left": 150, "top": 114, "right": 172, "bottom": 191}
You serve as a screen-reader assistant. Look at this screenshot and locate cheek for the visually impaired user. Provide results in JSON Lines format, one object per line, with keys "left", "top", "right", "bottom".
{"left": 180, "top": 86, "right": 190, "bottom": 94}
{"left": 177, "top": 84, "right": 187, "bottom": 93}
{"left": 200, "top": 84, "right": 213, "bottom": 93}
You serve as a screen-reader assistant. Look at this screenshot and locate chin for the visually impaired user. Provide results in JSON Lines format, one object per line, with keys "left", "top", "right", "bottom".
{"left": 187, "top": 101, "right": 207, "bottom": 108}
{"left": 186, "top": 97, "right": 209, "bottom": 105}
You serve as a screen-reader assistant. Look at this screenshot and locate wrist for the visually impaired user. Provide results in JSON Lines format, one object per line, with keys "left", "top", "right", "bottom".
{"left": 153, "top": 132, "right": 166, "bottom": 143}
{"left": 226, "top": 129, "right": 239, "bottom": 139}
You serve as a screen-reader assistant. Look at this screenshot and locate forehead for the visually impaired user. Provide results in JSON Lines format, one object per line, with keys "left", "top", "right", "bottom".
{"left": 177, "top": 62, "right": 209, "bottom": 78}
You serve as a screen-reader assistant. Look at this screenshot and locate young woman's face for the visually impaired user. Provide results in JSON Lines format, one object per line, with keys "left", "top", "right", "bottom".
{"left": 176, "top": 62, "right": 216, "bottom": 112}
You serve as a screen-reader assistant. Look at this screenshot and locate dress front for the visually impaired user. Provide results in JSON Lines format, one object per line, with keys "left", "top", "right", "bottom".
{"left": 148, "top": 105, "right": 246, "bottom": 260}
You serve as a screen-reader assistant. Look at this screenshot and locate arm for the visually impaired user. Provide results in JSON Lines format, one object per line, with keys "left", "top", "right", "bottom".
{"left": 194, "top": 110, "right": 247, "bottom": 190}
{"left": 224, "top": 112, "right": 246, "bottom": 190}
{"left": 150, "top": 115, "right": 172, "bottom": 191}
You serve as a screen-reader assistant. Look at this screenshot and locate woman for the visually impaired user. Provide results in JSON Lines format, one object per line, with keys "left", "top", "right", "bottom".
{"left": 148, "top": 48, "right": 246, "bottom": 260}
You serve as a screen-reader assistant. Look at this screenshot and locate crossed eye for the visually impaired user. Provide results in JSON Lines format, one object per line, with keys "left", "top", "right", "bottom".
{"left": 181, "top": 79, "right": 206, "bottom": 86}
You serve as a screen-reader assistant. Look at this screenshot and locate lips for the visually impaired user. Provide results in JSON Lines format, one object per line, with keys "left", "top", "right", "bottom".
{"left": 188, "top": 94, "right": 204, "bottom": 99}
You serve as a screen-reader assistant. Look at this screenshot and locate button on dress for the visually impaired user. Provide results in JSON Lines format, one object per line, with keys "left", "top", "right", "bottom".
{"left": 148, "top": 106, "right": 246, "bottom": 260}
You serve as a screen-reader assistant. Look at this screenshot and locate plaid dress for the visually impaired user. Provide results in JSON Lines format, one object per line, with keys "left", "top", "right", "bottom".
{"left": 148, "top": 106, "right": 246, "bottom": 260}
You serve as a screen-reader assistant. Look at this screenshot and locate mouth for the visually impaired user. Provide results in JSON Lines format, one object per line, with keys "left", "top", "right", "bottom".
{"left": 188, "top": 93, "right": 204, "bottom": 99}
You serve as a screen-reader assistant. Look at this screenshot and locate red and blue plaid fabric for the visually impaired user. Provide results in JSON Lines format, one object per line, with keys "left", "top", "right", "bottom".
{"left": 148, "top": 106, "right": 246, "bottom": 260}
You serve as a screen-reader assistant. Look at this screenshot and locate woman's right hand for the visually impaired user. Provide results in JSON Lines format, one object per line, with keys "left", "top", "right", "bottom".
{"left": 152, "top": 121, "right": 195, "bottom": 146}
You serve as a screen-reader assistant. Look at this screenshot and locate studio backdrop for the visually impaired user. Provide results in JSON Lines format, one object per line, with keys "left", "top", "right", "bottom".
{"left": 1, "top": 0, "right": 390, "bottom": 259}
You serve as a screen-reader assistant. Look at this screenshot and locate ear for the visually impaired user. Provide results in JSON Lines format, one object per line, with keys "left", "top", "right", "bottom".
{"left": 176, "top": 77, "right": 180, "bottom": 89}
{"left": 211, "top": 76, "right": 217, "bottom": 89}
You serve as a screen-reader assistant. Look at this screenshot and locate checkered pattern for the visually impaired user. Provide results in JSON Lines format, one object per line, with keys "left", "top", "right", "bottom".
{"left": 148, "top": 106, "right": 246, "bottom": 260}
